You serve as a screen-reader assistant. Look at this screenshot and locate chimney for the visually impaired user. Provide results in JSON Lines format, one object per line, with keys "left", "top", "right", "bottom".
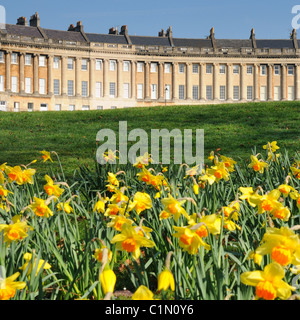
{"left": 209, "top": 27, "right": 216, "bottom": 49}
{"left": 120, "top": 25, "right": 128, "bottom": 35}
{"left": 158, "top": 29, "right": 166, "bottom": 37}
{"left": 109, "top": 27, "right": 119, "bottom": 35}
{"left": 74, "top": 21, "right": 83, "bottom": 32}
{"left": 250, "top": 28, "right": 257, "bottom": 49}
{"left": 120, "top": 25, "right": 132, "bottom": 45}
{"left": 68, "top": 24, "right": 75, "bottom": 31}
{"left": 291, "top": 28, "right": 298, "bottom": 50}
{"left": 166, "top": 26, "right": 174, "bottom": 47}
{"left": 17, "top": 16, "right": 27, "bottom": 26}
{"left": 29, "top": 12, "right": 40, "bottom": 27}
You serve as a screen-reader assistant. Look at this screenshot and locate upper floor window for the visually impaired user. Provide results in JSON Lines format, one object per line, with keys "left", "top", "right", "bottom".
{"left": 81, "top": 59, "right": 88, "bottom": 71}
{"left": 164, "top": 63, "right": 171, "bottom": 73}
{"left": 109, "top": 60, "right": 116, "bottom": 71}
{"left": 11, "top": 53, "right": 18, "bottom": 64}
{"left": 150, "top": 62, "right": 157, "bottom": 73}
{"left": 53, "top": 57, "right": 60, "bottom": 69}
{"left": 233, "top": 65, "right": 239, "bottom": 74}
{"left": 288, "top": 65, "right": 294, "bottom": 75}
{"left": 0, "top": 51, "right": 4, "bottom": 63}
{"left": 261, "top": 65, "right": 267, "bottom": 76}
{"left": 219, "top": 64, "right": 226, "bottom": 74}
{"left": 192, "top": 64, "right": 199, "bottom": 73}
{"left": 247, "top": 65, "right": 253, "bottom": 74}
{"left": 137, "top": 62, "right": 144, "bottom": 72}
{"left": 178, "top": 64, "right": 185, "bottom": 73}
{"left": 67, "top": 58, "right": 74, "bottom": 70}
{"left": 96, "top": 59, "right": 102, "bottom": 71}
{"left": 25, "top": 54, "right": 32, "bottom": 66}
{"left": 274, "top": 65, "right": 280, "bottom": 75}
{"left": 206, "top": 64, "right": 212, "bottom": 74}
{"left": 39, "top": 56, "right": 46, "bottom": 67}
{"left": 123, "top": 61, "right": 130, "bottom": 72}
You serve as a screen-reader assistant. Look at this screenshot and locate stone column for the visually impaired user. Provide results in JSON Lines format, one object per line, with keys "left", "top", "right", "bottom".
{"left": 75, "top": 57, "right": 81, "bottom": 97}
{"left": 268, "top": 64, "right": 273, "bottom": 101}
{"left": 281, "top": 64, "right": 287, "bottom": 101}
{"left": 240, "top": 63, "right": 246, "bottom": 101}
{"left": 145, "top": 62, "right": 150, "bottom": 100}
{"left": 117, "top": 60, "right": 123, "bottom": 98}
{"left": 158, "top": 62, "right": 164, "bottom": 100}
{"left": 186, "top": 62, "right": 192, "bottom": 100}
{"left": 200, "top": 63, "right": 205, "bottom": 101}
{"left": 103, "top": 59, "right": 109, "bottom": 98}
{"left": 213, "top": 63, "right": 219, "bottom": 100}
{"left": 295, "top": 64, "right": 300, "bottom": 100}
{"left": 226, "top": 63, "right": 232, "bottom": 101}
{"left": 19, "top": 53, "right": 25, "bottom": 93}
{"left": 47, "top": 55, "right": 53, "bottom": 95}
{"left": 131, "top": 60, "right": 136, "bottom": 99}
{"left": 5, "top": 51, "right": 11, "bottom": 92}
{"left": 89, "top": 58, "right": 95, "bottom": 98}
{"left": 61, "top": 56, "right": 67, "bottom": 96}
{"left": 33, "top": 53, "right": 39, "bottom": 95}
{"left": 172, "top": 62, "right": 178, "bottom": 100}
{"left": 254, "top": 63, "right": 259, "bottom": 101}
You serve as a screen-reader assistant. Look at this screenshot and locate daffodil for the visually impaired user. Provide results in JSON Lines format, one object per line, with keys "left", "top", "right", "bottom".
{"left": 107, "top": 215, "right": 134, "bottom": 231}
{"left": 111, "top": 223, "right": 155, "bottom": 260}
{"left": 131, "top": 192, "right": 152, "bottom": 215}
{"left": 247, "top": 251, "right": 263, "bottom": 266}
{"left": 110, "top": 190, "right": 129, "bottom": 205}
{"left": 94, "top": 247, "right": 113, "bottom": 263}
{"left": 44, "top": 175, "right": 64, "bottom": 197}
{"left": 5, "top": 166, "right": 36, "bottom": 185}
{"left": 19, "top": 252, "right": 52, "bottom": 277}
{"left": 157, "top": 269, "right": 175, "bottom": 292}
{"left": 173, "top": 226, "right": 210, "bottom": 255}
{"left": 207, "top": 162, "right": 230, "bottom": 182}
{"left": 0, "top": 272, "right": 26, "bottom": 300}
{"left": 100, "top": 266, "right": 116, "bottom": 295}
{"left": 248, "top": 155, "right": 269, "bottom": 174}
{"left": 132, "top": 285, "right": 155, "bottom": 300}
{"left": 161, "top": 194, "right": 190, "bottom": 223}
{"left": 57, "top": 202, "right": 73, "bottom": 214}
{"left": 0, "top": 215, "right": 33, "bottom": 245}
{"left": 220, "top": 155, "right": 237, "bottom": 172}
{"left": 241, "top": 262, "right": 295, "bottom": 300}
{"left": 255, "top": 227, "right": 300, "bottom": 266}
{"left": 263, "top": 141, "right": 280, "bottom": 153}
{"left": 290, "top": 166, "right": 300, "bottom": 179}
{"left": 239, "top": 187, "right": 257, "bottom": 207}
{"left": 278, "top": 184, "right": 295, "bottom": 198}
{"left": 28, "top": 197, "right": 53, "bottom": 218}
{"left": 270, "top": 203, "right": 291, "bottom": 221}
{"left": 93, "top": 200, "right": 106, "bottom": 214}
{"left": 0, "top": 171, "right": 5, "bottom": 185}
{"left": 0, "top": 185, "right": 13, "bottom": 200}
{"left": 107, "top": 172, "right": 119, "bottom": 187}
{"left": 290, "top": 191, "right": 300, "bottom": 208}
{"left": 249, "top": 189, "right": 281, "bottom": 214}
{"left": 105, "top": 204, "right": 126, "bottom": 217}
{"left": 133, "top": 152, "right": 153, "bottom": 169}
{"left": 40, "top": 150, "right": 53, "bottom": 163}
{"left": 102, "top": 150, "right": 118, "bottom": 164}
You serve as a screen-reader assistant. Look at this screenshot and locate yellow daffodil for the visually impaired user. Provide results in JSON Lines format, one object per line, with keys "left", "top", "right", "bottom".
{"left": 102, "top": 150, "right": 118, "bottom": 163}
{"left": 131, "top": 192, "right": 152, "bottom": 215}
{"left": 278, "top": 184, "right": 295, "bottom": 198}
{"left": 28, "top": 197, "right": 53, "bottom": 218}
{"left": 40, "top": 150, "right": 53, "bottom": 163}
{"left": 57, "top": 202, "right": 73, "bottom": 214}
{"left": 44, "top": 175, "right": 64, "bottom": 197}
{"left": 208, "top": 151, "right": 215, "bottom": 161}
{"left": 241, "top": 262, "right": 295, "bottom": 300}
{"left": 105, "top": 204, "right": 126, "bottom": 217}
{"left": 107, "top": 172, "right": 119, "bottom": 187}
{"left": 173, "top": 226, "right": 210, "bottom": 255}
{"left": 100, "top": 267, "right": 116, "bottom": 295}
{"left": 248, "top": 251, "right": 263, "bottom": 266}
{"left": 157, "top": 269, "right": 175, "bottom": 292}
{"left": 0, "top": 171, "right": 5, "bottom": 185}
{"left": 161, "top": 194, "right": 190, "bottom": 223}
{"left": 290, "top": 191, "right": 300, "bottom": 208}
{"left": 255, "top": 227, "right": 300, "bottom": 266}
{"left": 132, "top": 285, "right": 155, "bottom": 300}
{"left": 290, "top": 166, "right": 300, "bottom": 179}
{"left": 200, "top": 170, "right": 216, "bottom": 185}
{"left": 270, "top": 203, "right": 291, "bottom": 221}
{"left": 0, "top": 215, "right": 33, "bottom": 245}
{"left": 207, "top": 162, "right": 230, "bottom": 182}
{"left": 263, "top": 141, "right": 280, "bottom": 153}
{"left": 93, "top": 200, "right": 106, "bottom": 214}
{"left": 248, "top": 155, "right": 269, "bottom": 174}
{"left": 110, "top": 190, "right": 129, "bottom": 205}
{"left": 220, "top": 155, "right": 237, "bottom": 172}
{"left": 19, "top": 252, "right": 52, "bottom": 276}
{"left": 94, "top": 247, "right": 113, "bottom": 263}
{"left": 0, "top": 272, "right": 26, "bottom": 300}
{"left": 107, "top": 215, "right": 134, "bottom": 231}
{"left": 133, "top": 152, "right": 153, "bottom": 169}
{"left": 111, "top": 223, "right": 155, "bottom": 260}
{"left": 239, "top": 187, "right": 257, "bottom": 207}
{"left": 222, "top": 201, "right": 240, "bottom": 221}
{"left": 249, "top": 189, "right": 281, "bottom": 214}
{"left": 5, "top": 166, "right": 36, "bottom": 185}
{"left": 0, "top": 185, "right": 13, "bottom": 200}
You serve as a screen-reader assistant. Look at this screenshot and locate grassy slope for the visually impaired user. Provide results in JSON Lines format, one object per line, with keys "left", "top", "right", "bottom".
{"left": 1, "top": 101, "right": 300, "bottom": 177}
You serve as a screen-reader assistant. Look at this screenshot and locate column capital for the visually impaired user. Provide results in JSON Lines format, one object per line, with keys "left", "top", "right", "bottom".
{"left": 19, "top": 52, "right": 26, "bottom": 57}
{"left": 6, "top": 50, "right": 12, "bottom": 55}
{"left": 280, "top": 63, "right": 287, "bottom": 67}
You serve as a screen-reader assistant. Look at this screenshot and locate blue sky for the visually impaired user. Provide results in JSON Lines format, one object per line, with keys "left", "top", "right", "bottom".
{"left": 1, "top": 0, "right": 299, "bottom": 39}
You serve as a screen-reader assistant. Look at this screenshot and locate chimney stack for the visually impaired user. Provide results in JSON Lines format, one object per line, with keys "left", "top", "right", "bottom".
{"left": 120, "top": 25, "right": 128, "bottom": 35}
{"left": 158, "top": 29, "right": 166, "bottom": 37}
{"left": 17, "top": 16, "right": 27, "bottom": 26}
{"left": 109, "top": 27, "right": 119, "bottom": 35}
{"left": 250, "top": 28, "right": 257, "bottom": 49}
{"left": 291, "top": 28, "right": 298, "bottom": 50}
{"left": 29, "top": 12, "right": 40, "bottom": 27}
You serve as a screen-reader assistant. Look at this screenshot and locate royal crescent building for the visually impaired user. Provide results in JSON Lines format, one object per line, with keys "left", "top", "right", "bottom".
{"left": 0, "top": 12, "right": 300, "bottom": 112}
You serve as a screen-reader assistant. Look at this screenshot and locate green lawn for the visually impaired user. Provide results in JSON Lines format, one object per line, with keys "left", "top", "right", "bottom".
{"left": 1, "top": 101, "right": 300, "bottom": 178}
